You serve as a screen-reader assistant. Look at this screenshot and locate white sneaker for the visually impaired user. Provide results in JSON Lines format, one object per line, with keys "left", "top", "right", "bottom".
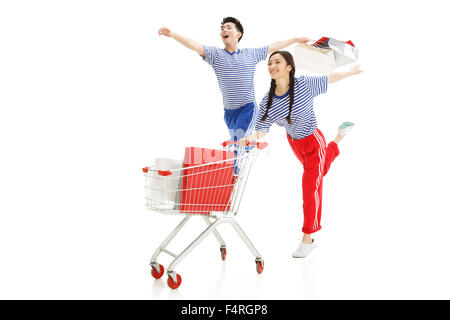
{"left": 338, "top": 121, "right": 355, "bottom": 136}
{"left": 292, "top": 240, "right": 317, "bottom": 258}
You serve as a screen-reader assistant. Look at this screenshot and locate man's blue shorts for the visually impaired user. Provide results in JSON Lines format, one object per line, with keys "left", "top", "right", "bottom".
{"left": 223, "top": 101, "right": 257, "bottom": 141}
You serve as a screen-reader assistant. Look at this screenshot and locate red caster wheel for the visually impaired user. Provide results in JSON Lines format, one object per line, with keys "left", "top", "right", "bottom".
{"left": 256, "top": 260, "right": 264, "bottom": 274}
{"left": 220, "top": 247, "right": 227, "bottom": 261}
{"left": 151, "top": 264, "right": 164, "bottom": 279}
{"left": 167, "top": 273, "right": 182, "bottom": 289}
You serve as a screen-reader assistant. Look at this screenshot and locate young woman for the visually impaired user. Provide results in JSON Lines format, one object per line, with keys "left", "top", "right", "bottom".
{"left": 241, "top": 51, "right": 362, "bottom": 258}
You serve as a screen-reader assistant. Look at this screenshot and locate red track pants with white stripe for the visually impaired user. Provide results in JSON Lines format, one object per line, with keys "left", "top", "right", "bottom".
{"left": 287, "top": 129, "right": 340, "bottom": 234}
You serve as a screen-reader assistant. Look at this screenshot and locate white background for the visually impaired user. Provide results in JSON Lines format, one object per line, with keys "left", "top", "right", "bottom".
{"left": 1, "top": 0, "right": 449, "bottom": 299}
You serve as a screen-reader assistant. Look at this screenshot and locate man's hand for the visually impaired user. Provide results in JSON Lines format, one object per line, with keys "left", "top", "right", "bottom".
{"left": 158, "top": 27, "right": 173, "bottom": 38}
{"left": 294, "top": 37, "right": 311, "bottom": 45}
{"left": 269, "top": 37, "right": 311, "bottom": 54}
{"left": 157, "top": 27, "right": 204, "bottom": 56}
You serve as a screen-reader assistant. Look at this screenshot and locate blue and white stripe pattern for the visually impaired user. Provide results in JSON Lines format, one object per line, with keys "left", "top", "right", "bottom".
{"left": 255, "top": 75, "right": 328, "bottom": 139}
{"left": 203, "top": 45, "right": 269, "bottom": 110}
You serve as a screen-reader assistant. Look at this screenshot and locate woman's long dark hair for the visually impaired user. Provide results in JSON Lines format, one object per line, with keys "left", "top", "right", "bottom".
{"left": 261, "top": 51, "right": 295, "bottom": 124}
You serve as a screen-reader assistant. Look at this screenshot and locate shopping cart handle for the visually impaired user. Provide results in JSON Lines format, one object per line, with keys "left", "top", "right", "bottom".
{"left": 141, "top": 167, "right": 172, "bottom": 176}
{"left": 221, "top": 140, "right": 268, "bottom": 150}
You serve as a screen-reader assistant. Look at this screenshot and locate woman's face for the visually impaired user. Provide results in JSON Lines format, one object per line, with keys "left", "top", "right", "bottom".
{"left": 268, "top": 53, "right": 292, "bottom": 80}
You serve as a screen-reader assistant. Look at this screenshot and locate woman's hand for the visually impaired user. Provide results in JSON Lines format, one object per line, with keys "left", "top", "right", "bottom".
{"left": 349, "top": 64, "right": 363, "bottom": 75}
{"left": 328, "top": 64, "right": 363, "bottom": 84}
{"left": 239, "top": 131, "right": 267, "bottom": 147}
{"left": 238, "top": 137, "right": 252, "bottom": 147}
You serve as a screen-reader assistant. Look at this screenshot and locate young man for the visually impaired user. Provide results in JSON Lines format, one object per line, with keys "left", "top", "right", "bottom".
{"left": 158, "top": 17, "right": 310, "bottom": 144}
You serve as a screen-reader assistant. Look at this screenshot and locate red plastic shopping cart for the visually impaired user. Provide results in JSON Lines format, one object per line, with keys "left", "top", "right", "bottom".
{"left": 143, "top": 141, "right": 267, "bottom": 289}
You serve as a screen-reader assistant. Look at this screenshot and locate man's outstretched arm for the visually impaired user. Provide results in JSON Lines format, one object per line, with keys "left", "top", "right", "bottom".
{"left": 268, "top": 37, "right": 310, "bottom": 54}
{"left": 158, "top": 27, "right": 205, "bottom": 57}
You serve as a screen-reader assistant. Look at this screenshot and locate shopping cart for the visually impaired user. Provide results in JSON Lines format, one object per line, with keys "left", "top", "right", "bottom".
{"left": 143, "top": 141, "right": 267, "bottom": 289}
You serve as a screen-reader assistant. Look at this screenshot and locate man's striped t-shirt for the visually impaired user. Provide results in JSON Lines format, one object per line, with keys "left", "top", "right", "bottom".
{"left": 202, "top": 45, "right": 269, "bottom": 110}
{"left": 255, "top": 75, "right": 328, "bottom": 139}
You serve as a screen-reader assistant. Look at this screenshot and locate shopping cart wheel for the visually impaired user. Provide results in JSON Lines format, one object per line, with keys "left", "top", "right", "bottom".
{"left": 167, "top": 273, "right": 182, "bottom": 289}
{"left": 151, "top": 264, "right": 165, "bottom": 279}
{"left": 220, "top": 247, "right": 227, "bottom": 261}
{"left": 256, "top": 260, "right": 264, "bottom": 274}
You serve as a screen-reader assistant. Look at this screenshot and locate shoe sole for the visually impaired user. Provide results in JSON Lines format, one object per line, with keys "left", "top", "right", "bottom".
{"left": 339, "top": 121, "right": 355, "bottom": 130}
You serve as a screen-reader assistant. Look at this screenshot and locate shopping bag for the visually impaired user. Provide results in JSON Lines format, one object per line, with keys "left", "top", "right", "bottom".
{"left": 180, "top": 147, "right": 235, "bottom": 214}
{"left": 294, "top": 44, "right": 336, "bottom": 74}
{"left": 313, "top": 37, "right": 358, "bottom": 67}
{"left": 150, "top": 157, "right": 183, "bottom": 209}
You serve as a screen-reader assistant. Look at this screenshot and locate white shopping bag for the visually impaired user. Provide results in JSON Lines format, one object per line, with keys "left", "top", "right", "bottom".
{"left": 151, "top": 157, "right": 183, "bottom": 209}
{"left": 313, "top": 37, "right": 359, "bottom": 67}
{"left": 294, "top": 44, "right": 336, "bottom": 74}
